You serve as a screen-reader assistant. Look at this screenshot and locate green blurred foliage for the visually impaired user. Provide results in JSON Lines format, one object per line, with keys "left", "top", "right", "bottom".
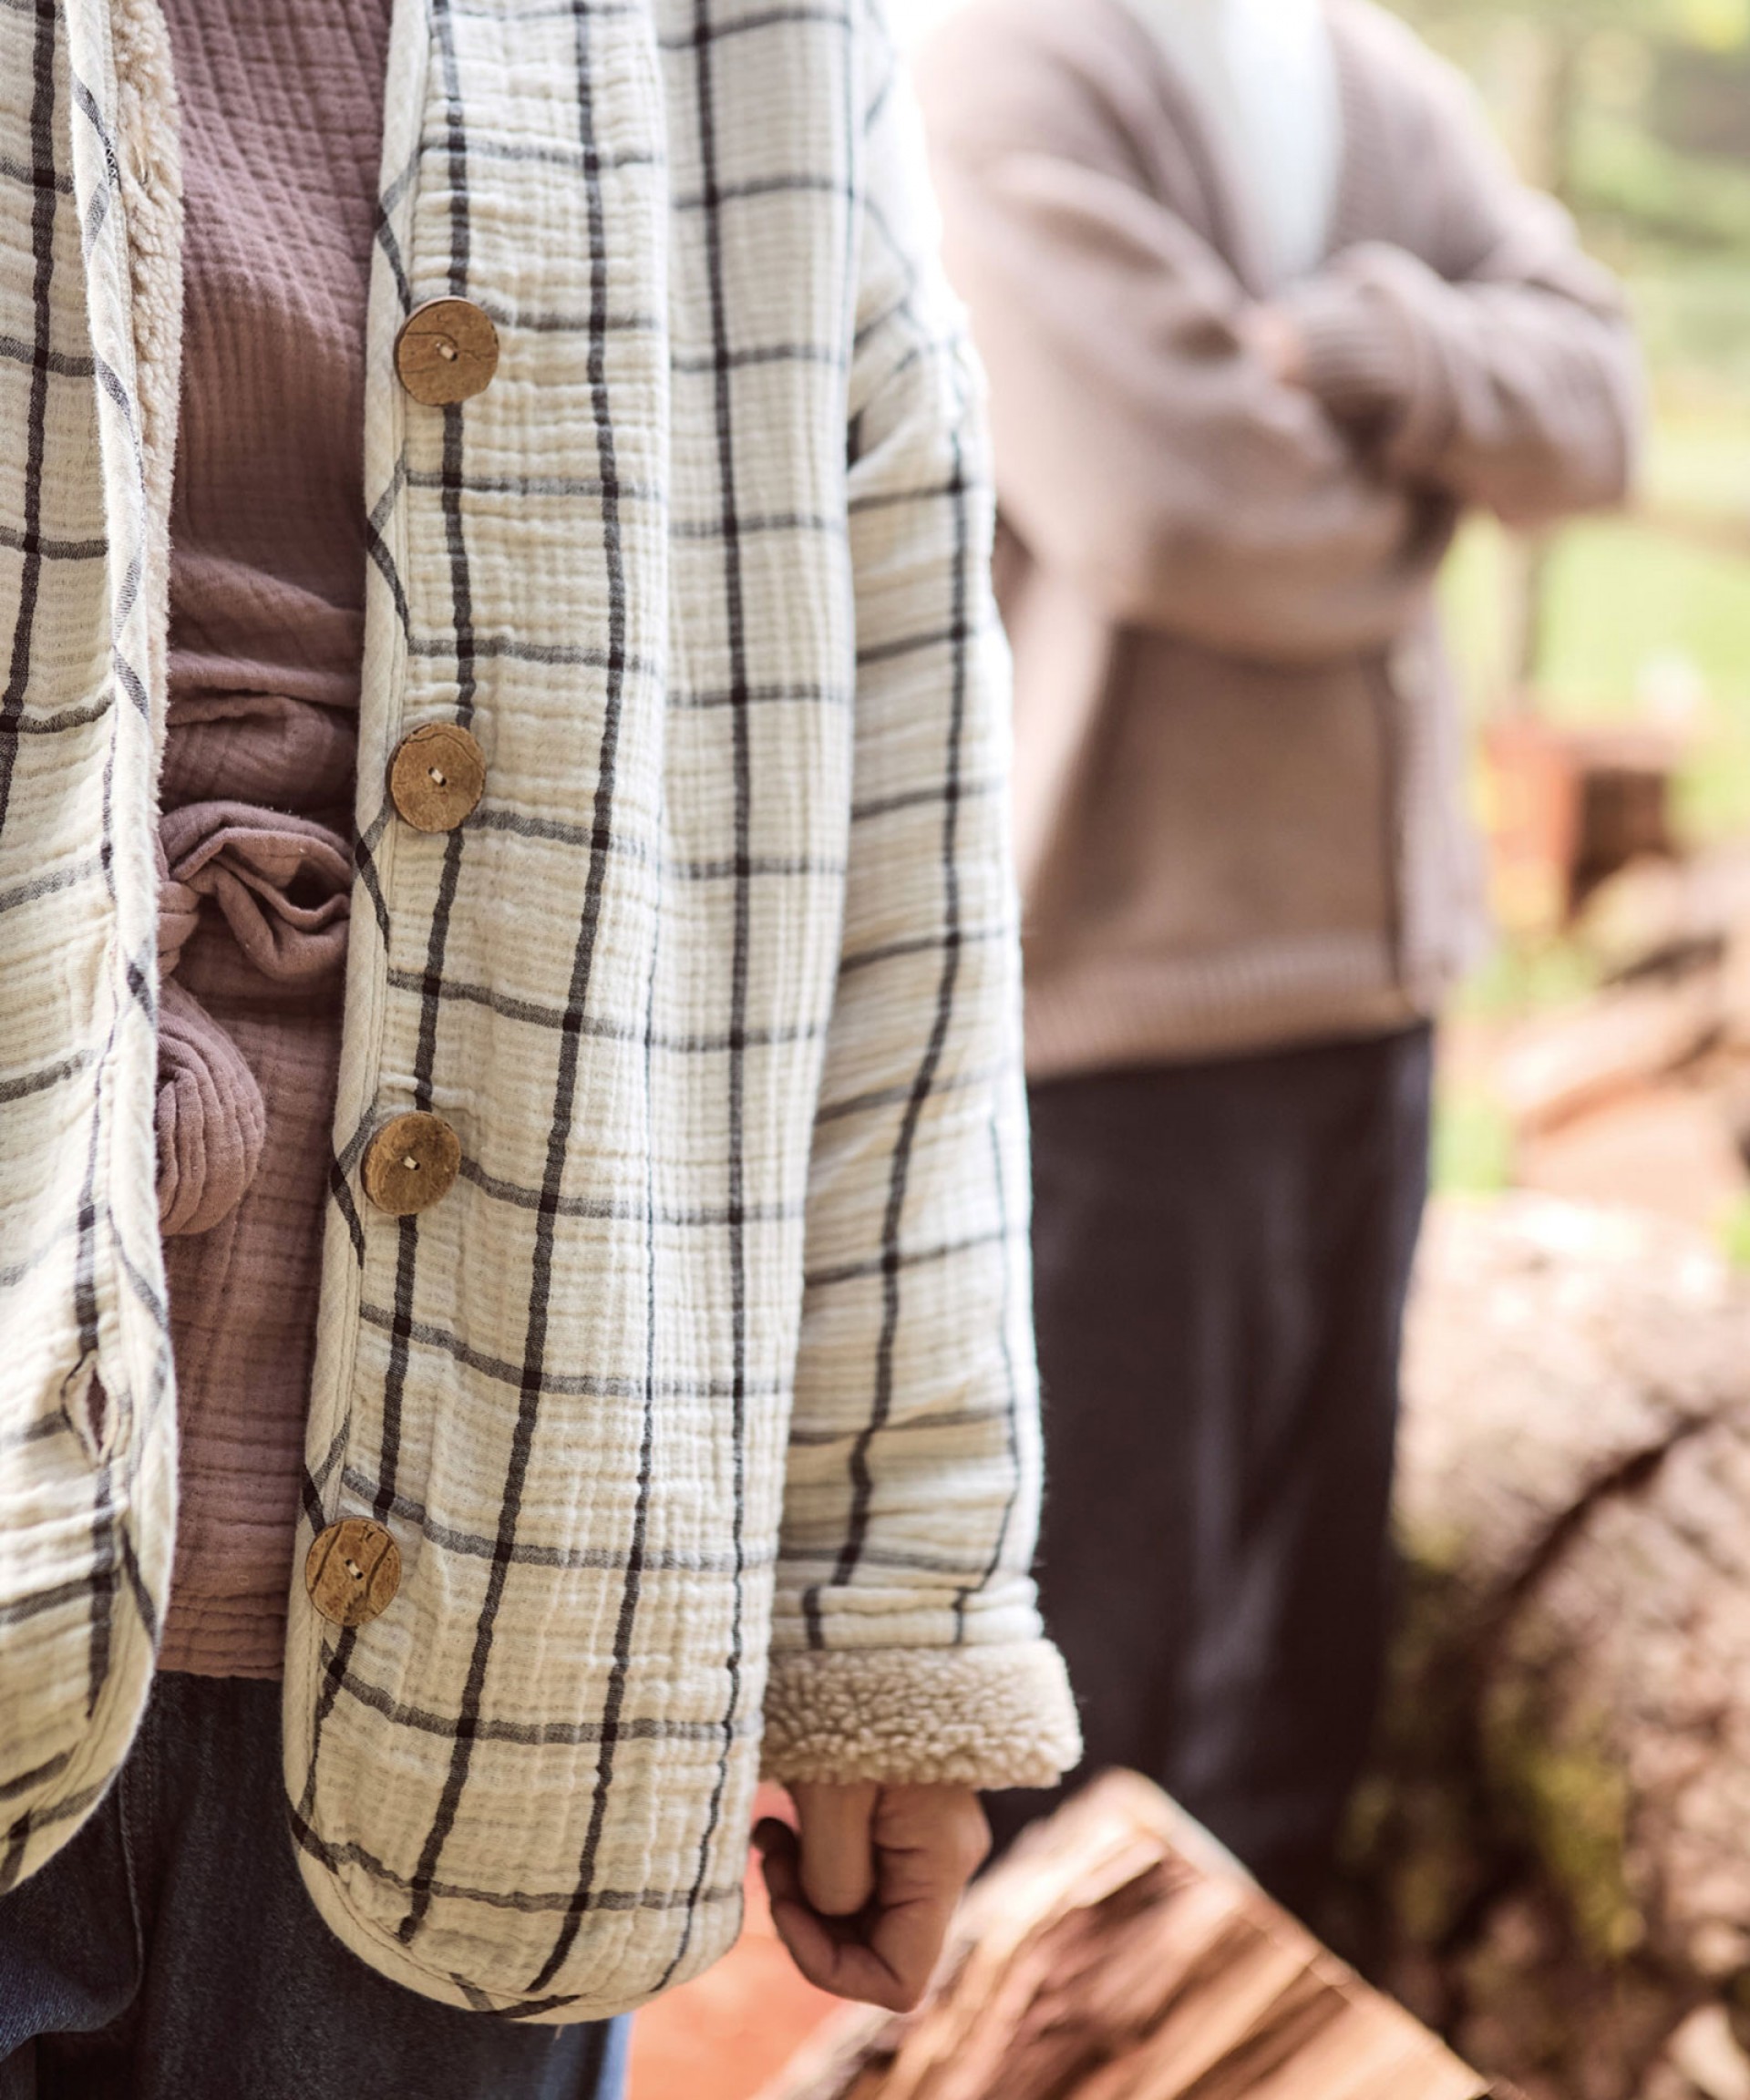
{"left": 1388, "top": 3, "right": 1750, "bottom": 831}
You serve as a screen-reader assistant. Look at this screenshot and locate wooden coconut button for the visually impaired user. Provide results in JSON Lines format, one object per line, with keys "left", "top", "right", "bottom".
{"left": 362, "top": 1111, "right": 462, "bottom": 1218}
{"left": 389, "top": 722, "right": 487, "bottom": 833}
{"left": 394, "top": 296, "right": 500, "bottom": 407}
{"left": 306, "top": 1518, "right": 402, "bottom": 1629}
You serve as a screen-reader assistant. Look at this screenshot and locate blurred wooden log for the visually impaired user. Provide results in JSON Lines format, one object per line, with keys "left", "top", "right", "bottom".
{"left": 761, "top": 1773, "right": 1503, "bottom": 2100}
{"left": 1343, "top": 1196, "right": 1750, "bottom": 2100}
{"left": 1494, "top": 976, "right": 1722, "bottom": 1132}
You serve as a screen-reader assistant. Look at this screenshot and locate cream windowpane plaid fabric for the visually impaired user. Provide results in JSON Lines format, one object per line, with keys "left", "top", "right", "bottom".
{"left": 0, "top": 0, "right": 1076, "bottom": 2018}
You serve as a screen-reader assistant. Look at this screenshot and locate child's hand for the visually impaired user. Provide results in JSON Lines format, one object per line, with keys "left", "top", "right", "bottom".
{"left": 753, "top": 1781, "right": 990, "bottom": 2012}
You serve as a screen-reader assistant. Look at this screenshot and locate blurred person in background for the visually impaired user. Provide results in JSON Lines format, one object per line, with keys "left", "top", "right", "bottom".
{"left": 917, "top": 0, "right": 1642, "bottom": 1915}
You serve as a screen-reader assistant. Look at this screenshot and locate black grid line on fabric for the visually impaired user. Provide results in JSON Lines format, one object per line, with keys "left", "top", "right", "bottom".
{"left": 445, "top": 0, "right": 847, "bottom": 33}
{"left": 857, "top": 616, "right": 999, "bottom": 671}
{"left": 372, "top": 162, "right": 417, "bottom": 313}
{"left": 540, "top": 659, "right": 664, "bottom": 1986}
{"left": 657, "top": 5, "right": 850, "bottom": 47}
{"left": 0, "top": 0, "right": 61, "bottom": 837}
{"left": 669, "top": 675, "right": 850, "bottom": 711}
{"left": 0, "top": 334, "right": 98, "bottom": 379}
{"left": 0, "top": 1745, "right": 73, "bottom": 1812}
{"left": 670, "top": 341, "right": 842, "bottom": 376}
{"left": 836, "top": 924, "right": 1004, "bottom": 979}
{"left": 671, "top": 170, "right": 849, "bottom": 214}
{"left": 383, "top": 962, "right": 829, "bottom": 1054}
{"left": 810, "top": 383, "right": 976, "bottom": 1627}
{"left": 343, "top": 1469, "right": 779, "bottom": 1577}
{"left": 848, "top": 478, "right": 968, "bottom": 517}
{"left": 0, "top": 1772, "right": 108, "bottom": 1899}
{"left": 0, "top": 1569, "right": 120, "bottom": 1632}
{"left": 462, "top": 135, "right": 658, "bottom": 179}
{"left": 530, "top": 900, "right": 658, "bottom": 1988}
{"left": 406, "top": 466, "right": 660, "bottom": 502}
{"left": 355, "top": 1299, "right": 792, "bottom": 1402}
{"left": 780, "top": 1538, "right": 1010, "bottom": 1577}
{"left": 405, "top": 633, "right": 659, "bottom": 673}
{"left": 336, "top": 1655, "right": 760, "bottom": 1752}
{"left": 669, "top": 508, "right": 839, "bottom": 540}
{"left": 802, "top": 1224, "right": 1008, "bottom": 1292}
{"left": 0, "top": 1412, "right": 74, "bottom": 1457}
{"left": 815, "top": 1057, "right": 997, "bottom": 1127}
{"left": 0, "top": 694, "right": 114, "bottom": 735}
{"left": 474, "top": 300, "right": 658, "bottom": 337}
{"left": 954, "top": 1110, "right": 1024, "bottom": 1640}
{"left": 291, "top": 1809, "right": 743, "bottom": 1920}
{"left": 352, "top": 810, "right": 395, "bottom": 945}
{"left": 365, "top": 458, "right": 413, "bottom": 643}
{"left": 457, "top": 1153, "right": 805, "bottom": 1228}
{"left": 850, "top": 774, "right": 1000, "bottom": 824}
{"left": 71, "top": 1108, "right": 109, "bottom": 1719}
{"left": 0, "top": 1047, "right": 99, "bottom": 1104}
{"left": 0, "top": 148, "right": 69, "bottom": 193}
{"left": 398, "top": 0, "right": 644, "bottom": 1955}
{"left": 0, "top": 523, "right": 106, "bottom": 561}
{"left": 658, "top": 0, "right": 754, "bottom": 1993}
{"left": 467, "top": 797, "right": 843, "bottom": 880}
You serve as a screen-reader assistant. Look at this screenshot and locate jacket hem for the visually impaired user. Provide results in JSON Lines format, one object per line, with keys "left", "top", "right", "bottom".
{"left": 760, "top": 1641, "right": 1081, "bottom": 1789}
{"left": 288, "top": 1828, "right": 735, "bottom": 2024}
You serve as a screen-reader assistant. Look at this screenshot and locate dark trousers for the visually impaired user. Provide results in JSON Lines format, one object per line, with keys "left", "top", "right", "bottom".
{"left": 992, "top": 1027, "right": 1433, "bottom": 1918}
{"left": 0, "top": 1674, "right": 629, "bottom": 2100}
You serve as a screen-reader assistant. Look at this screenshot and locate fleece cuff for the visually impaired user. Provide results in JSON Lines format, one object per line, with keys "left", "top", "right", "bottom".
{"left": 760, "top": 1641, "right": 1082, "bottom": 1790}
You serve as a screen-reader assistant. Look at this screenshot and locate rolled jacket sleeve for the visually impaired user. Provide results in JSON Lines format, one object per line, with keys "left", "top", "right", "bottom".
{"left": 761, "top": 7, "right": 1079, "bottom": 1793}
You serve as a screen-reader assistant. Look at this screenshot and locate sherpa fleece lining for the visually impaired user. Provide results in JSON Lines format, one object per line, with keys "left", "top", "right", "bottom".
{"left": 761, "top": 1642, "right": 1082, "bottom": 1789}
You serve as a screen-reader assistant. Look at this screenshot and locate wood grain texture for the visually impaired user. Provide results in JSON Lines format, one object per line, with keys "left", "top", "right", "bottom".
{"left": 761, "top": 1774, "right": 1501, "bottom": 2100}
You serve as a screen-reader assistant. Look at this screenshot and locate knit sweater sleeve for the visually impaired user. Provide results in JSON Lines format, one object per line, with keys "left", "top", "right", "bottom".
{"left": 760, "top": 5, "right": 1079, "bottom": 1793}
{"left": 1282, "top": 5, "right": 1642, "bottom": 525}
{"left": 912, "top": 0, "right": 1433, "bottom": 664}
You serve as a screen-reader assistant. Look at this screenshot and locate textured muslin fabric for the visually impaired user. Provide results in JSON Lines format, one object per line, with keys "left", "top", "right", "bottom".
{"left": 0, "top": 0, "right": 1077, "bottom": 2023}
{"left": 150, "top": 0, "right": 391, "bottom": 1678}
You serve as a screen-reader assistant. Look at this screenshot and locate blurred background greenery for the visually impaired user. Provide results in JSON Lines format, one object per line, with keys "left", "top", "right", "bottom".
{"left": 1395, "top": 3, "right": 1750, "bottom": 1202}
{"left": 1406, "top": 0, "right": 1750, "bottom": 827}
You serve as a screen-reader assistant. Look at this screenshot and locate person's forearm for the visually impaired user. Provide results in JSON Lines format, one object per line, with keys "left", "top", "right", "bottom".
{"left": 1281, "top": 241, "right": 1641, "bottom": 526}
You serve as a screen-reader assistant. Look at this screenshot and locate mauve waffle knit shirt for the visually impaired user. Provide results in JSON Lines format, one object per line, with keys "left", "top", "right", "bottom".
{"left": 156, "top": 0, "right": 393, "bottom": 1677}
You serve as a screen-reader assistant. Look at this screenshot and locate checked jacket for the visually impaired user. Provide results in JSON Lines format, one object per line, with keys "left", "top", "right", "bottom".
{"left": 0, "top": 0, "right": 1078, "bottom": 2018}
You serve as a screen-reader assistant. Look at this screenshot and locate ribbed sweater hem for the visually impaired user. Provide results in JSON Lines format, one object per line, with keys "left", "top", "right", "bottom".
{"left": 1024, "top": 933, "right": 1440, "bottom": 1078}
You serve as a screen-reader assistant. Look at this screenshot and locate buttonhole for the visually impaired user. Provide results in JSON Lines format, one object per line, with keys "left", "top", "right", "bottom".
{"left": 402, "top": 1155, "right": 420, "bottom": 1173}
{"left": 438, "top": 338, "right": 458, "bottom": 362}
{"left": 428, "top": 767, "right": 447, "bottom": 787}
